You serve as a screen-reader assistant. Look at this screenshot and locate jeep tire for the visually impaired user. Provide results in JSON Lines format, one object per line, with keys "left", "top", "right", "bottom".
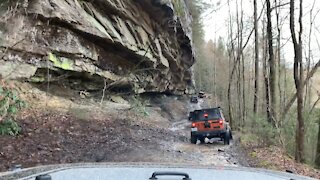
{"left": 224, "top": 131, "right": 230, "bottom": 145}
{"left": 191, "top": 135, "right": 197, "bottom": 144}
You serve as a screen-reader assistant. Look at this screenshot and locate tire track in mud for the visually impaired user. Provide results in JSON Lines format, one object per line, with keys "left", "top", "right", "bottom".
{"left": 166, "top": 98, "right": 241, "bottom": 167}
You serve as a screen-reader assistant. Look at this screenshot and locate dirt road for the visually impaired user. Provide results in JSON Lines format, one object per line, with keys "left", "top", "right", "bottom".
{"left": 116, "top": 96, "right": 246, "bottom": 167}
{"left": 0, "top": 93, "right": 247, "bottom": 172}
{"left": 163, "top": 98, "right": 244, "bottom": 167}
{"left": 167, "top": 119, "right": 240, "bottom": 166}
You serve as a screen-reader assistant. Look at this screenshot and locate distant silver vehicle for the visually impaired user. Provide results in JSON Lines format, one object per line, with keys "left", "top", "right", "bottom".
{"left": 198, "top": 91, "right": 206, "bottom": 98}
{"left": 190, "top": 96, "right": 198, "bottom": 103}
{"left": 0, "top": 163, "right": 315, "bottom": 180}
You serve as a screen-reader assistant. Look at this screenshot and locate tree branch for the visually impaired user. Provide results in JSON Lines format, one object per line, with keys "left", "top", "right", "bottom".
{"left": 242, "top": 1, "right": 266, "bottom": 50}
{"left": 271, "top": 2, "right": 290, "bottom": 11}
{"left": 282, "top": 59, "right": 320, "bottom": 118}
{"left": 309, "top": 94, "right": 320, "bottom": 115}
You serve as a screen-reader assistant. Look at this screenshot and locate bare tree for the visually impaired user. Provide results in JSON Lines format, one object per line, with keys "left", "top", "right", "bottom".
{"left": 253, "top": 0, "right": 259, "bottom": 115}
{"left": 266, "top": 0, "right": 276, "bottom": 125}
{"left": 289, "top": 0, "right": 305, "bottom": 163}
{"left": 275, "top": 0, "right": 283, "bottom": 118}
{"left": 227, "top": 0, "right": 235, "bottom": 128}
{"left": 240, "top": 0, "right": 246, "bottom": 127}
{"left": 304, "top": 0, "right": 320, "bottom": 108}
{"left": 235, "top": 0, "right": 245, "bottom": 127}
{"left": 262, "top": 18, "right": 272, "bottom": 124}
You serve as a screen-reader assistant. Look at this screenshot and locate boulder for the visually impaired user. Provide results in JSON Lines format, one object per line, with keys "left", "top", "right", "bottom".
{"left": 0, "top": 0, "right": 195, "bottom": 94}
{"left": 110, "top": 95, "right": 129, "bottom": 104}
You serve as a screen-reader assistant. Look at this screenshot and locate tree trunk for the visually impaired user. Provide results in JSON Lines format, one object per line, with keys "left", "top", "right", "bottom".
{"left": 266, "top": 0, "right": 276, "bottom": 125}
{"left": 227, "top": 0, "right": 235, "bottom": 129}
{"left": 240, "top": 0, "right": 245, "bottom": 127}
{"left": 290, "top": 0, "right": 305, "bottom": 163}
{"left": 234, "top": 0, "right": 244, "bottom": 128}
{"left": 253, "top": 0, "right": 259, "bottom": 115}
{"left": 316, "top": 117, "right": 320, "bottom": 168}
{"left": 242, "top": 51, "right": 246, "bottom": 127}
{"left": 264, "top": 46, "right": 272, "bottom": 124}
{"left": 262, "top": 18, "right": 272, "bottom": 124}
{"left": 275, "top": 0, "right": 283, "bottom": 120}
{"left": 227, "top": 77, "right": 233, "bottom": 128}
{"left": 295, "top": 45, "right": 305, "bottom": 163}
{"left": 237, "top": 62, "right": 242, "bottom": 127}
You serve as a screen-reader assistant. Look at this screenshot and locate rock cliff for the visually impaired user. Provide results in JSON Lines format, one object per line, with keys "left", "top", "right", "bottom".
{"left": 0, "top": 0, "right": 195, "bottom": 94}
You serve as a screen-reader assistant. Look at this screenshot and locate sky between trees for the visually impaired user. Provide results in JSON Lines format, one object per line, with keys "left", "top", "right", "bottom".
{"left": 202, "top": 0, "right": 320, "bottom": 66}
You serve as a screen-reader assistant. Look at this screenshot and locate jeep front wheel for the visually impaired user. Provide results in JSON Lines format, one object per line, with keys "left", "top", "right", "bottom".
{"left": 224, "top": 131, "right": 230, "bottom": 145}
{"left": 191, "top": 135, "right": 197, "bottom": 144}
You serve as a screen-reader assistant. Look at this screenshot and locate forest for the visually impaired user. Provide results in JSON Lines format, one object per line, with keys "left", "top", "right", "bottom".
{"left": 190, "top": 0, "right": 320, "bottom": 167}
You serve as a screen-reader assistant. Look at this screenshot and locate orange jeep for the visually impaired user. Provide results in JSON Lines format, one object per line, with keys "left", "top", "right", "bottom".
{"left": 190, "top": 107, "right": 232, "bottom": 145}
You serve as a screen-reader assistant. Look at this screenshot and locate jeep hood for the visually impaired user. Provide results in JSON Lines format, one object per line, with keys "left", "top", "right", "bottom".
{"left": 0, "top": 163, "right": 315, "bottom": 180}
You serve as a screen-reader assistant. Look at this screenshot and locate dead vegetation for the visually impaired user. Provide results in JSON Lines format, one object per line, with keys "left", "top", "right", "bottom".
{"left": 240, "top": 133, "right": 320, "bottom": 179}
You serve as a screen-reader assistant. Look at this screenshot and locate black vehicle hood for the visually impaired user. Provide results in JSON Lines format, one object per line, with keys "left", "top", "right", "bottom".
{"left": 0, "top": 162, "right": 315, "bottom": 180}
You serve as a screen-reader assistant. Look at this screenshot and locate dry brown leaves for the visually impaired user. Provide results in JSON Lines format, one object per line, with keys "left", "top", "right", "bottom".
{"left": 248, "top": 145, "right": 320, "bottom": 179}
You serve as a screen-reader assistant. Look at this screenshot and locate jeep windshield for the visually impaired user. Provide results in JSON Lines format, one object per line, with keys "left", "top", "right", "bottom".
{"left": 192, "top": 109, "right": 221, "bottom": 121}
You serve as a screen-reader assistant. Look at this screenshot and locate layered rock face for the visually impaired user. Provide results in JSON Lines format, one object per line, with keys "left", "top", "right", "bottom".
{"left": 0, "top": 0, "right": 195, "bottom": 94}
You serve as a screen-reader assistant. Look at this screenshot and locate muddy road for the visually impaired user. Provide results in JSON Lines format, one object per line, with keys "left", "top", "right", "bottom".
{"left": 0, "top": 94, "right": 247, "bottom": 172}
{"left": 117, "top": 97, "right": 247, "bottom": 167}
{"left": 166, "top": 120, "right": 240, "bottom": 166}
{"left": 163, "top": 98, "right": 244, "bottom": 167}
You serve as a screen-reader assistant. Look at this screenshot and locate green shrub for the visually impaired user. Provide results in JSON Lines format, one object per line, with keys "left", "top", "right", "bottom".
{"left": 252, "top": 109, "right": 320, "bottom": 166}
{"left": 303, "top": 110, "right": 319, "bottom": 165}
{"left": 0, "top": 81, "right": 25, "bottom": 136}
{"left": 172, "top": 0, "right": 186, "bottom": 18}
{"left": 279, "top": 110, "right": 319, "bottom": 164}
{"left": 0, "top": 119, "right": 21, "bottom": 136}
{"left": 281, "top": 112, "right": 296, "bottom": 157}
{"left": 130, "top": 96, "right": 149, "bottom": 117}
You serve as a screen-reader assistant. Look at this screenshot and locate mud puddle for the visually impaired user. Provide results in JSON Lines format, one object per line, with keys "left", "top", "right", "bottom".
{"left": 167, "top": 116, "right": 241, "bottom": 167}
